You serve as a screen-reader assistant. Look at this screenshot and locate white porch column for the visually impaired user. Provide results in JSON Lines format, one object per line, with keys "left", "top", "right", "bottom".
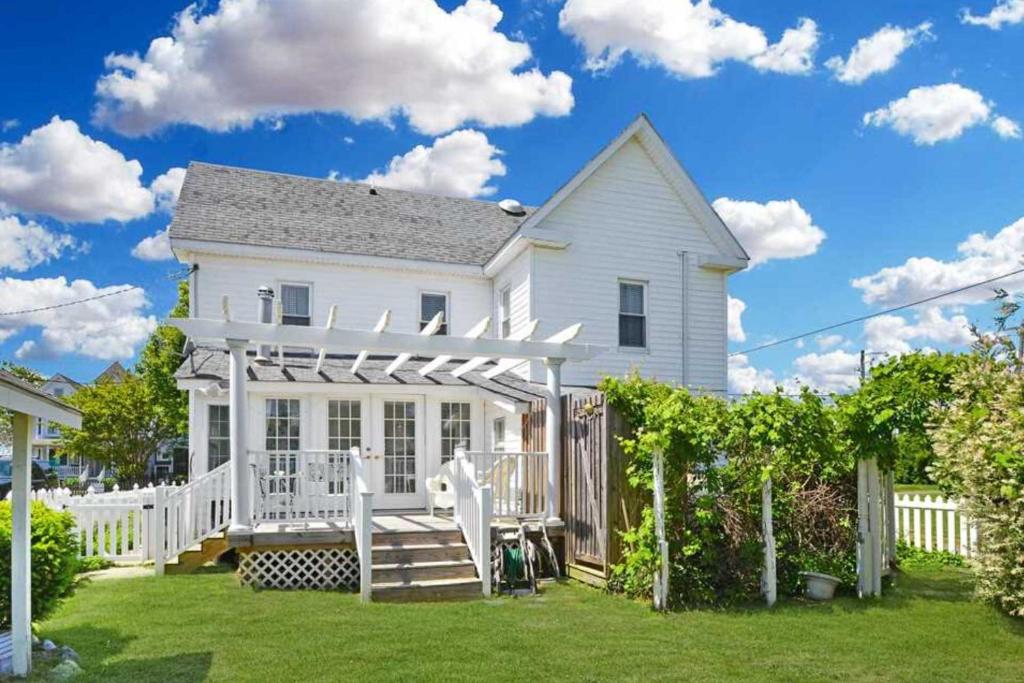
{"left": 228, "top": 339, "right": 251, "bottom": 530}
{"left": 544, "top": 358, "right": 564, "bottom": 521}
{"left": 11, "top": 412, "right": 32, "bottom": 677}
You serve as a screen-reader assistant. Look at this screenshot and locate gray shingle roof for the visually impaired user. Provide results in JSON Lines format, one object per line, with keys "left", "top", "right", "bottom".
{"left": 176, "top": 346, "right": 547, "bottom": 404}
{"left": 169, "top": 162, "right": 532, "bottom": 266}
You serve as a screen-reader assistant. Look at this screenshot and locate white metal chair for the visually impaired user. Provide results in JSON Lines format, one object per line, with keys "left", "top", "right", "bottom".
{"left": 425, "top": 460, "right": 457, "bottom": 517}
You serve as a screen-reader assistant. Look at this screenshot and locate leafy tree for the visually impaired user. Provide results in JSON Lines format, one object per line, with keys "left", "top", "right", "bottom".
{"left": 136, "top": 280, "right": 190, "bottom": 436}
{"left": 0, "top": 362, "right": 45, "bottom": 449}
{"left": 838, "top": 352, "right": 965, "bottom": 484}
{"left": 60, "top": 373, "right": 174, "bottom": 485}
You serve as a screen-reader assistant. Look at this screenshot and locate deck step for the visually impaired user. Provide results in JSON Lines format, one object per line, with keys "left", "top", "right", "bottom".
{"left": 372, "top": 577, "right": 483, "bottom": 602}
{"left": 372, "top": 529, "right": 464, "bottom": 547}
{"left": 372, "top": 559, "right": 477, "bottom": 584}
{"left": 166, "top": 534, "right": 231, "bottom": 575}
{"left": 372, "top": 542, "right": 471, "bottom": 565}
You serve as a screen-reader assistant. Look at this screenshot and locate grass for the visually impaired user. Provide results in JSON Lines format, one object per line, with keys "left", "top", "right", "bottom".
{"left": 34, "top": 567, "right": 1024, "bottom": 682}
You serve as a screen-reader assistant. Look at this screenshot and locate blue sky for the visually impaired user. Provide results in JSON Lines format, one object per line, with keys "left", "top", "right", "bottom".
{"left": 1, "top": 0, "right": 1022, "bottom": 390}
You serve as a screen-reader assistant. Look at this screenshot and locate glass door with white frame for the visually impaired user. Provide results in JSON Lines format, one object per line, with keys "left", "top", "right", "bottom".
{"left": 370, "top": 397, "right": 425, "bottom": 510}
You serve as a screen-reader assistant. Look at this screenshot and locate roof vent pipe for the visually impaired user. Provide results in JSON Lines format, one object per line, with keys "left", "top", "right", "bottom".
{"left": 256, "top": 286, "right": 275, "bottom": 364}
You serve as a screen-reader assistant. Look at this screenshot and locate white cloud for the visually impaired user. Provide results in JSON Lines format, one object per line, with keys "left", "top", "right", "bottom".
{"left": 825, "top": 22, "right": 933, "bottom": 85}
{"left": 1, "top": 120, "right": 18, "bottom": 132}
{"left": 991, "top": 115, "right": 1022, "bottom": 139}
{"left": 93, "top": 0, "right": 573, "bottom": 137}
{"left": 0, "top": 216, "right": 82, "bottom": 272}
{"left": 131, "top": 228, "right": 174, "bottom": 261}
{"left": 852, "top": 216, "right": 1024, "bottom": 306}
{"left": 712, "top": 197, "right": 825, "bottom": 267}
{"left": 0, "top": 276, "right": 157, "bottom": 360}
{"left": 558, "top": 0, "right": 818, "bottom": 78}
{"left": 864, "top": 307, "right": 974, "bottom": 355}
{"left": 151, "top": 167, "right": 186, "bottom": 212}
{"left": 727, "top": 296, "right": 746, "bottom": 342}
{"left": 961, "top": 0, "right": 1024, "bottom": 29}
{"left": 790, "top": 350, "right": 861, "bottom": 393}
{"left": 863, "top": 83, "right": 1018, "bottom": 145}
{"left": 728, "top": 354, "right": 778, "bottom": 394}
{"left": 816, "top": 334, "right": 845, "bottom": 350}
{"left": 360, "top": 130, "right": 506, "bottom": 198}
{"left": 0, "top": 117, "right": 156, "bottom": 222}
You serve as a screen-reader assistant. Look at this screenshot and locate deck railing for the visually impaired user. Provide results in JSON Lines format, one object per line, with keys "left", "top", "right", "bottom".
{"left": 463, "top": 451, "right": 548, "bottom": 519}
{"left": 155, "top": 462, "right": 231, "bottom": 574}
{"left": 454, "top": 448, "right": 492, "bottom": 596}
{"left": 249, "top": 450, "right": 352, "bottom": 524}
{"left": 350, "top": 447, "right": 373, "bottom": 602}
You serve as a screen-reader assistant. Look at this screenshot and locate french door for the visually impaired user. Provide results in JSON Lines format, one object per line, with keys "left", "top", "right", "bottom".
{"left": 370, "top": 397, "right": 425, "bottom": 510}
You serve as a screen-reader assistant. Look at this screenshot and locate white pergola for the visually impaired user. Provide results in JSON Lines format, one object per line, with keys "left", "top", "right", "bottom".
{"left": 170, "top": 306, "right": 601, "bottom": 527}
{"left": 0, "top": 372, "right": 81, "bottom": 677}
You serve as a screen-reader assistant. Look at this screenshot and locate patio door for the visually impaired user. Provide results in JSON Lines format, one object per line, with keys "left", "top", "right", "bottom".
{"left": 370, "top": 397, "right": 425, "bottom": 510}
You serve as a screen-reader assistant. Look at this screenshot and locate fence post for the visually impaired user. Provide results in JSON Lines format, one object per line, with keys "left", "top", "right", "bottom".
{"left": 867, "top": 459, "right": 883, "bottom": 596}
{"left": 479, "top": 485, "right": 492, "bottom": 597}
{"left": 652, "top": 449, "right": 669, "bottom": 611}
{"left": 153, "top": 486, "right": 166, "bottom": 576}
{"left": 856, "top": 459, "right": 871, "bottom": 598}
{"left": 884, "top": 471, "right": 896, "bottom": 570}
{"left": 762, "top": 475, "right": 776, "bottom": 607}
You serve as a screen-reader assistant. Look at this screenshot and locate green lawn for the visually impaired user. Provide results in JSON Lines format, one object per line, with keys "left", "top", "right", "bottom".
{"left": 34, "top": 567, "right": 1023, "bottom": 682}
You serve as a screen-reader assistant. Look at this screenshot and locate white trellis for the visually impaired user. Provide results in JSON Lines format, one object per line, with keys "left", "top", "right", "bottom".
{"left": 237, "top": 548, "right": 360, "bottom": 590}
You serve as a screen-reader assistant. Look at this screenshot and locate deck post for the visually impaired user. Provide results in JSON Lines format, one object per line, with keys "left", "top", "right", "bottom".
{"left": 11, "top": 412, "right": 32, "bottom": 677}
{"left": 544, "top": 358, "right": 563, "bottom": 521}
{"left": 228, "top": 339, "right": 251, "bottom": 531}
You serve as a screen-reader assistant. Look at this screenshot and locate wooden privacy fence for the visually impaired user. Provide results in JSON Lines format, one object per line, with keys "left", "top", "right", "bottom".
{"left": 894, "top": 493, "right": 978, "bottom": 557}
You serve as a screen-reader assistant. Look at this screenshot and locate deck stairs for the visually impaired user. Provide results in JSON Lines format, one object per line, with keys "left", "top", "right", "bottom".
{"left": 371, "top": 527, "right": 482, "bottom": 601}
{"left": 165, "top": 533, "right": 231, "bottom": 574}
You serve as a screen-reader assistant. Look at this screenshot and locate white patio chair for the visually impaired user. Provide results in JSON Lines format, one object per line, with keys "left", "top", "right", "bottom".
{"left": 425, "top": 460, "right": 457, "bottom": 517}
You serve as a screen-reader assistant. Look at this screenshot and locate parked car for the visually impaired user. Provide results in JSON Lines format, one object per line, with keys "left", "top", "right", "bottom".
{"left": 0, "top": 460, "right": 52, "bottom": 498}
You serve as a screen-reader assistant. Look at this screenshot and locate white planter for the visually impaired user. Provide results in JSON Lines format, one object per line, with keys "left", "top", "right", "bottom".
{"left": 800, "top": 571, "right": 841, "bottom": 601}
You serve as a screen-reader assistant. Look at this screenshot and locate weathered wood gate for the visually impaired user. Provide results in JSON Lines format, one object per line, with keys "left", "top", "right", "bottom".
{"left": 523, "top": 392, "right": 638, "bottom": 586}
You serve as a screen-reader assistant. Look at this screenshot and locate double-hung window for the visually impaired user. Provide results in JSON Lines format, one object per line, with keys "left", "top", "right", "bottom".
{"left": 420, "top": 292, "right": 449, "bottom": 335}
{"left": 280, "top": 284, "right": 311, "bottom": 326}
{"left": 619, "top": 281, "right": 647, "bottom": 348}
{"left": 207, "top": 405, "right": 230, "bottom": 470}
{"left": 499, "top": 287, "right": 511, "bottom": 338}
{"left": 440, "top": 402, "right": 472, "bottom": 464}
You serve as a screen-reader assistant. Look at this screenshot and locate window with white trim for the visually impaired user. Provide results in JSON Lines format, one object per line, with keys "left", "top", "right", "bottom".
{"left": 420, "top": 292, "right": 448, "bottom": 335}
{"left": 265, "top": 398, "right": 301, "bottom": 493}
{"left": 280, "top": 284, "right": 311, "bottom": 326}
{"left": 492, "top": 417, "right": 506, "bottom": 452}
{"left": 440, "top": 402, "right": 471, "bottom": 464}
{"left": 207, "top": 404, "right": 230, "bottom": 470}
{"left": 327, "top": 400, "right": 361, "bottom": 453}
{"left": 499, "top": 286, "right": 511, "bottom": 338}
{"left": 618, "top": 281, "right": 647, "bottom": 348}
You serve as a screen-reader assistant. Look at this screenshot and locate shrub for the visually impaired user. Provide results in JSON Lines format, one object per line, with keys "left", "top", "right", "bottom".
{"left": 102, "top": 477, "right": 118, "bottom": 491}
{"left": 76, "top": 555, "right": 113, "bottom": 573}
{"left": 931, "top": 354, "right": 1024, "bottom": 616}
{"left": 0, "top": 501, "right": 79, "bottom": 628}
{"left": 64, "top": 476, "right": 79, "bottom": 489}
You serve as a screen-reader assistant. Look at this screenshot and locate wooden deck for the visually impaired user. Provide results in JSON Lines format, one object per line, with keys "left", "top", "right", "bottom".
{"left": 227, "top": 512, "right": 563, "bottom": 548}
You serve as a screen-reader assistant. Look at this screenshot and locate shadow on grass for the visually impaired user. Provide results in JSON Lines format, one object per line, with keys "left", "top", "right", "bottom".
{"left": 33, "top": 626, "right": 213, "bottom": 683}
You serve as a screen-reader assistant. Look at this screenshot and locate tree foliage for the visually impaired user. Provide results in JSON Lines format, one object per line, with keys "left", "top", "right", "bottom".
{"left": 136, "top": 280, "right": 190, "bottom": 437}
{"left": 61, "top": 372, "right": 175, "bottom": 484}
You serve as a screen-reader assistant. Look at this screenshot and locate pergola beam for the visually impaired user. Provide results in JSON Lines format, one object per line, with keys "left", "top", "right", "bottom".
{"left": 168, "top": 316, "right": 595, "bottom": 362}
{"left": 385, "top": 312, "right": 443, "bottom": 376}
{"left": 351, "top": 310, "right": 391, "bottom": 374}
{"left": 418, "top": 315, "right": 490, "bottom": 376}
{"left": 315, "top": 304, "right": 339, "bottom": 374}
{"left": 482, "top": 323, "right": 582, "bottom": 379}
{"left": 450, "top": 319, "right": 539, "bottom": 378}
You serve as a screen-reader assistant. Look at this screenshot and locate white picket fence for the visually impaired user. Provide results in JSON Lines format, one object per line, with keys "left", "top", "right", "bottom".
{"left": 894, "top": 493, "right": 979, "bottom": 558}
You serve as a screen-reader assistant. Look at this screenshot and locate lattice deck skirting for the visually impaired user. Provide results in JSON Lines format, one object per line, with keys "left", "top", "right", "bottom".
{"left": 238, "top": 546, "right": 359, "bottom": 590}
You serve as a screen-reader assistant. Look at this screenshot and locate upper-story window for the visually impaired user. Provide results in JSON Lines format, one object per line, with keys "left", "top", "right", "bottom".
{"left": 280, "top": 283, "right": 311, "bottom": 326}
{"left": 499, "top": 286, "right": 511, "bottom": 338}
{"left": 420, "top": 292, "right": 449, "bottom": 335}
{"left": 619, "top": 281, "right": 647, "bottom": 348}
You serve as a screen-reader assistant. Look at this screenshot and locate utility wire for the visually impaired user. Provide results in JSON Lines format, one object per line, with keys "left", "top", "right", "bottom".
{"left": 731, "top": 265, "right": 1024, "bottom": 357}
{"left": 0, "top": 266, "right": 194, "bottom": 318}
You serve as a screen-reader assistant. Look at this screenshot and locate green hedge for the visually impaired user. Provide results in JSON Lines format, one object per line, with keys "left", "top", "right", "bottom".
{"left": 0, "top": 501, "right": 79, "bottom": 628}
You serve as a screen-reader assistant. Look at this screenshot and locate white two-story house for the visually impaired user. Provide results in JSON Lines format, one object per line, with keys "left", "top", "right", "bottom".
{"left": 170, "top": 114, "right": 748, "bottom": 515}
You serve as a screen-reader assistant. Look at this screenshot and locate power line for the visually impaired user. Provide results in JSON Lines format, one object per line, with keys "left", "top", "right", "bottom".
{"left": 731, "top": 265, "right": 1024, "bottom": 357}
{"left": 0, "top": 266, "right": 194, "bottom": 318}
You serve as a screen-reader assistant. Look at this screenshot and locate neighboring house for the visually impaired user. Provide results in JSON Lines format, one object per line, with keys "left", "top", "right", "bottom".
{"left": 170, "top": 114, "right": 749, "bottom": 512}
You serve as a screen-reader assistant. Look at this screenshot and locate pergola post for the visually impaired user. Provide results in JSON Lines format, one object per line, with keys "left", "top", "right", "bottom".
{"left": 228, "top": 339, "right": 251, "bottom": 530}
{"left": 544, "top": 358, "right": 564, "bottom": 521}
{"left": 10, "top": 412, "right": 32, "bottom": 677}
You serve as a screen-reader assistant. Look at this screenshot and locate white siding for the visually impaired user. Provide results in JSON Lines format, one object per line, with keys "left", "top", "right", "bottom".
{"left": 491, "top": 247, "right": 532, "bottom": 378}
{"left": 528, "top": 139, "right": 729, "bottom": 391}
{"left": 193, "top": 254, "right": 491, "bottom": 336}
